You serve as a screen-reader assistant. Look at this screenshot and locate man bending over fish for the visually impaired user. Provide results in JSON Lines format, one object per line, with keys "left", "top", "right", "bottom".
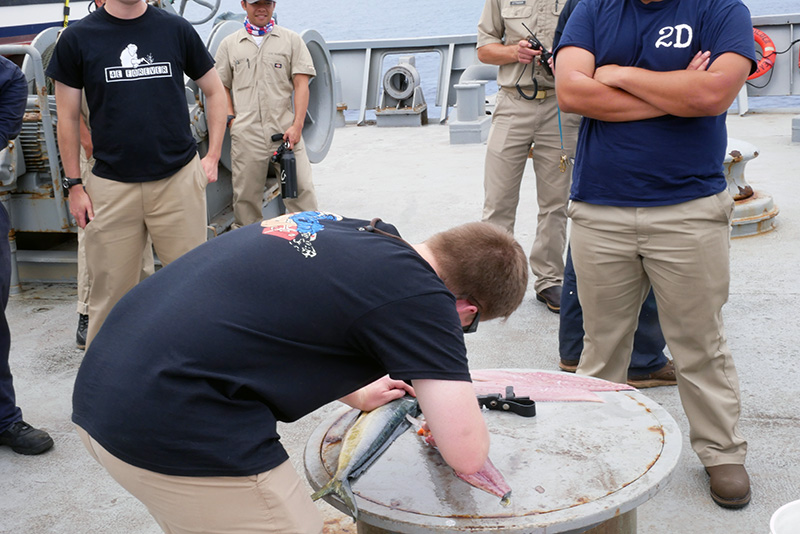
{"left": 71, "top": 211, "right": 529, "bottom": 534}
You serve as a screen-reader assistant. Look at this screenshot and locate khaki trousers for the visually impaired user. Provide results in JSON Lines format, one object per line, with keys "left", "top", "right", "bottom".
{"left": 482, "top": 88, "right": 580, "bottom": 292}
{"left": 569, "top": 192, "right": 747, "bottom": 466}
{"left": 230, "top": 130, "right": 318, "bottom": 228}
{"left": 83, "top": 155, "right": 207, "bottom": 347}
{"left": 76, "top": 228, "right": 155, "bottom": 315}
{"left": 76, "top": 123, "right": 154, "bottom": 316}
{"left": 77, "top": 426, "right": 323, "bottom": 534}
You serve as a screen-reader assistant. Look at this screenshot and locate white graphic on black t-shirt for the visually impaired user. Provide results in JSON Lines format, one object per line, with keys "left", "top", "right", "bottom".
{"left": 105, "top": 44, "right": 173, "bottom": 83}
{"left": 120, "top": 44, "right": 152, "bottom": 67}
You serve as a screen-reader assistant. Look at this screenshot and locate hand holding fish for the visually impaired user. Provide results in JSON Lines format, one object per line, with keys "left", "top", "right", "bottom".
{"left": 412, "top": 379, "right": 489, "bottom": 474}
{"left": 407, "top": 413, "right": 512, "bottom": 506}
{"left": 414, "top": 421, "right": 437, "bottom": 447}
{"left": 340, "top": 375, "right": 415, "bottom": 412}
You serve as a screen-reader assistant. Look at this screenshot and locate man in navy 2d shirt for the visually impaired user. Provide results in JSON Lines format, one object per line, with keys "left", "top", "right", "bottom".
{"left": 555, "top": 0, "right": 757, "bottom": 509}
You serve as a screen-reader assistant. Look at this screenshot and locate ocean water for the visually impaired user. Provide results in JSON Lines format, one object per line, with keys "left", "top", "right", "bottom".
{"left": 199, "top": 0, "right": 798, "bottom": 40}
{"left": 189, "top": 0, "right": 799, "bottom": 113}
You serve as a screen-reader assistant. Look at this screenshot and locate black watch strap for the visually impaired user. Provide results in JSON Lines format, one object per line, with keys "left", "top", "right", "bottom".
{"left": 62, "top": 177, "right": 83, "bottom": 197}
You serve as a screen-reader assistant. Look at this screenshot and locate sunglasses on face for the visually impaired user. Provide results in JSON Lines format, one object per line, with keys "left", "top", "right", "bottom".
{"left": 462, "top": 309, "right": 480, "bottom": 334}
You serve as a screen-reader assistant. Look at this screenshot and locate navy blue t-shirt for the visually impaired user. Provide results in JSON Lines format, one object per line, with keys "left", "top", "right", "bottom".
{"left": 72, "top": 213, "right": 471, "bottom": 477}
{"left": 555, "top": 0, "right": 756, "bottom": 206}
{"left": 46, "top": 6, "right": 214, "bottom": 182}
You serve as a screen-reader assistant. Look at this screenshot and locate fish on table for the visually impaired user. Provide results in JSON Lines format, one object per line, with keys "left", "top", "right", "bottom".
{"left": 408, "top": 414, "right": 513, "bottom": 506}
{"left": 311, "top": 396, "right": 421, "bottom": 521}
{"left": 313, "top": 370, "right": 624, "bottom": 520}
{"left": 313, "top": 369, "right": 638, "bottom": 521}
{"left": 455, "top": 456, "right": 513, "bottom": 507}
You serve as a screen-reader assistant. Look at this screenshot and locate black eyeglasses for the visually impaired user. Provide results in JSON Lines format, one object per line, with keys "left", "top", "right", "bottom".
{"left": 462, "top": 310, "right": 481, "bottom": 334}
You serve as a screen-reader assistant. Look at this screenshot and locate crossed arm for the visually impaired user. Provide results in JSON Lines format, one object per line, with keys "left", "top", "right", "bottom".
{"left": 555, "top": 46, "right": 752, "bottom": 121}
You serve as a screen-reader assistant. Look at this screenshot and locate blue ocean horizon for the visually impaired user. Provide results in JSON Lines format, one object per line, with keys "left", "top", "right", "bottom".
{"left": 203, "top": 0, "right": 797, "bottom": 41}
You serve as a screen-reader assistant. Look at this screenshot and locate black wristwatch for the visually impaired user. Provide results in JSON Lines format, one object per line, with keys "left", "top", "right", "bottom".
{"left": 62, "top": 177, "right": 83, "bottom": 196}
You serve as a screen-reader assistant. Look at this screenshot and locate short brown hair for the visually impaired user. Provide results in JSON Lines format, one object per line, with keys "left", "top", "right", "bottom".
{"left": 426, "top": 222, "right": 528, "bottom": 321}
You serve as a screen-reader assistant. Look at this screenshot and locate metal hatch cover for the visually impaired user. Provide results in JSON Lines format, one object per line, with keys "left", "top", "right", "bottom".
{"left": 305, "top": 370, "right": 681, "bottom": 534}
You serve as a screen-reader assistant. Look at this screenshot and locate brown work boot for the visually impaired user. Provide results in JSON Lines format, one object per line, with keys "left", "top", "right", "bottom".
{"left": 559, "top": 359, "right": 579, "bottom": 373}
{"left": 627, "top": 360, "right": 677, "bottom": 388}
{"left": 536, "top": 286, "right": 561, "bottom": 314}
{"left": 706, "top": 464, "right": 751, "bottom": 509}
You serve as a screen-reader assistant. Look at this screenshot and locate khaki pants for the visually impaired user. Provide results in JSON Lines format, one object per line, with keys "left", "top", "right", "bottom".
{"left": 76, "top": 227, "right": 154, "bottom": 315}
{"left": 77, "top": 152, "right": 155, "bottom": 315}
{"left": 482, "top": 88, "right": 580, "bottom": 292}
{"left": 569, "top": 191, "right": 747, "bottom": 466}
{"left": 83, "top": 155, "right": 207, "bottom": 347}
{"left": 77, "top": 426, "right": 323, "bottom": 534}
{"left": 230, "top": 130, "right": 318, "bottom": 228}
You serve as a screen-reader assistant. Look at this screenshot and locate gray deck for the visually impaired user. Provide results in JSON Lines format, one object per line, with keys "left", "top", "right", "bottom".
{"left": 2, "top": 110, "right": 798, "bottom": 533}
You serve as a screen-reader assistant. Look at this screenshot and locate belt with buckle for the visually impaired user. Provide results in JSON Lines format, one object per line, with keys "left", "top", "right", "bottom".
{"left": 502, "top": 86, "right": 555, "bottom": 100}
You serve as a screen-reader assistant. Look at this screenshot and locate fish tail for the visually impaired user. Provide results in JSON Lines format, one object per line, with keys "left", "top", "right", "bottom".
{"left": 310, "top": 478, "right": 359, "bottom": 522}
{"left": 500, "top": 490, "right": 512, "bottom": 507}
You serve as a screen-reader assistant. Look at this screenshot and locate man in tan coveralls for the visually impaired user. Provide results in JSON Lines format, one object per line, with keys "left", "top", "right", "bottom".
{"left": 477, "top": 0, "right": 580, "bottom": 313}
{"left": 215, "top": 0, "right": 319, "bottom": 229}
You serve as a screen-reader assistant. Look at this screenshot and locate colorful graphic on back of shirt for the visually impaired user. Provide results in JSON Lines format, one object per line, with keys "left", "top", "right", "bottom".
{"left": 260, "top": 211, "right": 341, "bottom": 258}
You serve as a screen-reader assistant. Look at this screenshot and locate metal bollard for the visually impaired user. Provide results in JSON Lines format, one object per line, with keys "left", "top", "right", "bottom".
{"left": 454, "top": 81, "right": 488, "bottom": 123}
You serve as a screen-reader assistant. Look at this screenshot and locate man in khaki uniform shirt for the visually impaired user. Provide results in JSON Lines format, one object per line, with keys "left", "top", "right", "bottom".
{"left": 215, "top": 0, "right": 318, "bottom": 228}
{"left": 478, "top": 0, "right": 580, "bottom": 313}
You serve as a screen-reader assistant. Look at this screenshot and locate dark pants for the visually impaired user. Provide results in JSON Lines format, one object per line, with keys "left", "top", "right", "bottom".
{"left": 0, "top": 203, "right": 22, "bottom": 433}
{"left": 559, "top": 247, "right": 668, "bottom": 376}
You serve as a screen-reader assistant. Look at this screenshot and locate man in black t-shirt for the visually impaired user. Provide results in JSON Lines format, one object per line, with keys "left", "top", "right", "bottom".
{"left": 47, "top": 0, "right": 227, "bottom": 348}
{"left": 73, "top": 212, "right": 529, "bottom": 534}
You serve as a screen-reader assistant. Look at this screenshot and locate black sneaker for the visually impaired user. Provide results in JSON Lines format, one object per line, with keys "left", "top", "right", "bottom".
{"left": 76, "top": 313, "right": 88, "bottom": 349}
{"left": 0, "top": 421, "right": 54, "bottom": 455}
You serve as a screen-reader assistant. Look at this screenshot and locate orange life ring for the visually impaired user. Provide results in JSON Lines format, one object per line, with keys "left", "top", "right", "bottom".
{"left": 748, "top": 28, "right": 776, "bottom": 80}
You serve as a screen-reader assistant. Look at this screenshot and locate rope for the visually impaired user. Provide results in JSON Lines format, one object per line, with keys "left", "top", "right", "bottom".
{"left": 63, "top": 0, "right": 71, "bottom": 28}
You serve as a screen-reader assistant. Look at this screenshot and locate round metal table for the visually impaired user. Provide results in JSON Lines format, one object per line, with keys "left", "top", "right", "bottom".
{"left": 305, "top": 371, "right": 681, "bottom": 534}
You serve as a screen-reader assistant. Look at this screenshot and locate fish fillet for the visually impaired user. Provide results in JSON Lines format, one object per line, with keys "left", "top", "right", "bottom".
{"left": 471, "top": 369, "right": 633, "bottom": 402}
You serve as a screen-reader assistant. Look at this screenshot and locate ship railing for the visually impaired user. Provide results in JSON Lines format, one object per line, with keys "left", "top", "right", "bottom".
{"left": 736, "top": 13, "right": 800, "bottom": 114}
